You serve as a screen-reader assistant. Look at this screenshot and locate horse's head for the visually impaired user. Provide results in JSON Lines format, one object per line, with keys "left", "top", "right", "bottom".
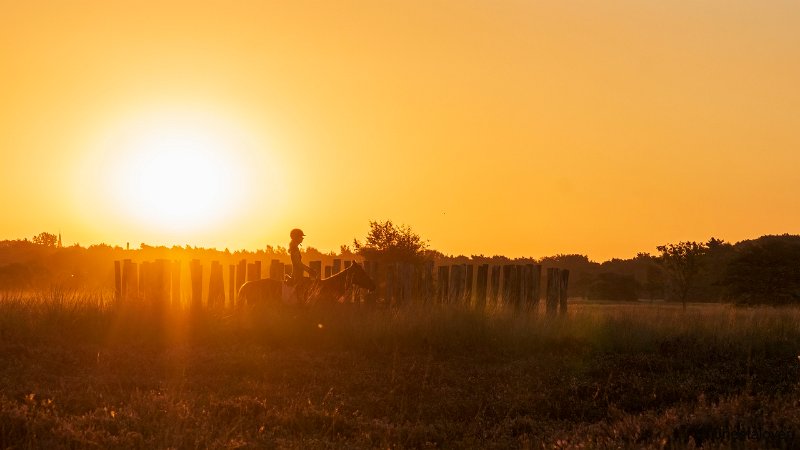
{"left": 347, "top": 262, "right": 376, "bottom": 291}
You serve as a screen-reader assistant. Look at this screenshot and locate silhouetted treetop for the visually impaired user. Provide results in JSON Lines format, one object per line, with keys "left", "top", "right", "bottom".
{"left": 32, "top": 232, "right": 57, "bottom": 247}
{"left": 354, "top": 220, "right": 429, "bottom": 263}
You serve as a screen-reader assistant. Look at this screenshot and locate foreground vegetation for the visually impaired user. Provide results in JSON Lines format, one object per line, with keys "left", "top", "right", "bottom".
{"left": 1, "top": 292, "right": 800, "bottom": 449}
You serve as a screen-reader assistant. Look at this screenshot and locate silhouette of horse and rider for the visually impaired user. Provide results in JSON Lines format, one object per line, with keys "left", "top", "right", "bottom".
{"left": 237, "top": 228, "right": 376, "bottom": 306}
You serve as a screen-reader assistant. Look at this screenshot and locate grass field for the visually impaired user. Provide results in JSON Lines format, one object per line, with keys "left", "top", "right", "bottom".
{"left": 1, "top": 292, "right": 799, "bottom": 449}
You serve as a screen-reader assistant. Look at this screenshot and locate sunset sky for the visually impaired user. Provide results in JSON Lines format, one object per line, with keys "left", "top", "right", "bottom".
{"left": 1, "top": 1, "right": 798, "bottom": 261}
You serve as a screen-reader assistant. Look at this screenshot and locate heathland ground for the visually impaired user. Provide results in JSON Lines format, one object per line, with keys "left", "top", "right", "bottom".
{"left": 1, "top": 293, "right": 799, "bottom": 449}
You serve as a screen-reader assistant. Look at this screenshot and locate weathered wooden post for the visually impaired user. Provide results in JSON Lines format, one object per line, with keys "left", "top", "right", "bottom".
{"left": 364, "top": 261, "right": 379, "bottom": 305}
{"left": 423, "top": 260, "right": 435, "bottom": 304}
{"left": 464, "top": 264, "right": 474, "bottom": 307}
{"left": 332, "top": 258, "right": 342, "bottom": 275}
{"left": 401, "top": 263, "right": 414, "bottom": 305}
{"left": 254, "top": 261, "right": 262, "bottom": 280}
{"left": 114, "top": 261, "right": 122, "bottom": 304}
{"left": 475, "top": 264, "right": 488, "bottom": 311}
{"left": 190, "top": 260, "right": 202, "bottom": 309}
{"left": 546, "top": 268, "right": 560, "bottom": 316}
{"left": 121, "top": 259, "right": 130, "bottom": 301}
{"left": 437, "top": 265, "right": 450, "bottom": 304}
{"left": 139, "top": 261, "right": 149, "bottom": 302}
{"left": 449, "top": 264, "right": 463, "bottom": 304}
{"left": 310, "top": 260, "right": 322, "bottom": 279}
{"left": 383, "top": 263, "right": 395, "bottom": 305}
{"left": 154, "top": 259, "right": 170, "bottom": 311}
{"left": 123, "top": 260, "right": 138, "bottom": 300}
{"left": 501, "top": 265, "right": 514, "bottom": 308}
{"left": 235, "top": 259, "right": 247, "bottom": 293}
{"left": 524, "top": 264, "right": 541, "bottom": 312}
{"left": 171, "top": 261, "right": 181, "bottom": 308}
{"left": 246, "top": 263, "right": 258, "bottom": 282}
{"left": 559, "top": 269, "right": 570, "bottom": 316}
{"left": 512, "top": 265, "right": 523, "bottom": 312}
{"left": 228, "top": 264, "right": 235, "bottom": 307}
{"left": 269, "top": 259, "right": 283, "bottom": 281}
{"left": 208, "top": 261, "right": 224, "bottom": 308}
{"left": 489, "top": 265, "right": 501, "bottom": 307}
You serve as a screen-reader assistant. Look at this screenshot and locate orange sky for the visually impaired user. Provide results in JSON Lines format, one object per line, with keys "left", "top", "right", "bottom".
{"left": 1, "top": 1, "right": 799, "bottom": 261}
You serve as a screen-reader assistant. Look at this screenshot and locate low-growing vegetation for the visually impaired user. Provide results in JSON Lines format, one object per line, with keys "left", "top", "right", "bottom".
{"left": 1, "top": 292, "right": 799, "bottom": 449}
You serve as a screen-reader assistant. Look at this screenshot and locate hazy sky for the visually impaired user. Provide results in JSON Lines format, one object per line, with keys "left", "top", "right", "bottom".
{"left": 1, "top": 1, "right": 799, "bottom": 261}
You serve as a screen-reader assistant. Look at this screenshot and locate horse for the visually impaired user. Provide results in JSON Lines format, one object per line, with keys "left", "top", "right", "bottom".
{"left": 237, "top": 261, "right": 376, "bottom": 306}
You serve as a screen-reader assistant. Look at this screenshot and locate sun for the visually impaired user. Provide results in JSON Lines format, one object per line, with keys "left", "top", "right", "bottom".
{"left": 119, "top": 126, "right": 238, "bottom": 230}
{"left": 101, "top": 110, "right": 264, "bottom": 234}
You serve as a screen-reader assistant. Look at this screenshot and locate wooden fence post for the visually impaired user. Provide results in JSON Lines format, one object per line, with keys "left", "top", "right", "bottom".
{"left": 363, "top": 261, "right": 378, "bottom": 305}
{"left": 155, "top": 259, "right": 169, "bottom": 311}
{"left": 190, "top": 260, "right": 202, "bottom": 309}
{"left": 449, "top": 264, "right": 464, "bottom": 305}
{"left": 139, "top": 261, "right": 149, "bottom": 302}
{"left": 310, "top": 260, "right": 322, "bottom": 279}
{"left": 546, "top": 268, "right": 560, "bottom": 316}
{"left": 269, "top": 259, "right": 283, "bottom": 281}
{"left": 228, "top": 264, "right": 235, "bottom": 307}
{"left": 501, "top": 265, "right": 513, "bottom": 308}
{"left": 208, "top": 261, "right": 224, "bottom": 308}
{"left": 525, "top": 264, "right": 541, "bottom": 312}
{"left": 559, "top": 269, "right": 570, "bottom": 316}
{"left": 121, "top": 259, "right": 131, "bottom": 301}
{"left": 246, "top": 263, "right": 258, "bottom": 282}
{"left": 172, "top": 260, "right": 181, "bottom": 308}
{"left": 125, "top": 261, "right": 138, "bottom": 300}
{"left": 332, "top": 259, "right": 342, "bottom": 275}
{"left": 236, "top": 260, "right": 247, "bottom": 292}
{"left": 423, "top": 261, "right": 435, "bottom": 304}
{"left": 464, "top": 264, "right": 474, "bottom": 307}
{"left": 489, "top": 265, "right": 501, "bottom": 307}
{"left": 114, "top": 261, "right": 121, "bottom": 304}
{"left": 401, "top": 263, "right": 414, "bottom": 305}
{"left": 437, "top": 265, "right": 450, "bottom": 304}
{"left": 383, "top": 263, "right": 394, "bottom": 305}
{"left": 475, "top": 264, "right": 488, "bottom": 311}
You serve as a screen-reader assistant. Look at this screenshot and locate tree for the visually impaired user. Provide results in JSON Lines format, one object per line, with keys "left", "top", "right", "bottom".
{"left": 656, "top": 241, "right": 708, "bottom": 309}
{"left": 32, "top": 232, "right": 57, "bottom": 247}
{"left": 354, "top": 220, "right": 429, "bottom": 263}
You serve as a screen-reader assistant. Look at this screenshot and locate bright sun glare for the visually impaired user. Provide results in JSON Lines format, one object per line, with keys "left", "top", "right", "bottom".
{"left": 120, "top": 127, "right": 236, "bottom": 230}
{"left": 94, "top": 109, "right": 276, "bottom": 235}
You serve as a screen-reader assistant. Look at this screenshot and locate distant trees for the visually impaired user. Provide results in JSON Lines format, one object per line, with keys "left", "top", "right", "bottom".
{"left": 353, "top": 220, "right": 429, "bottom": 263}
{"left": 723, "top": 235, "right": 800, "bottom": 305}
{"left": 32, "top": 232, "right": 57, "bottom": 247}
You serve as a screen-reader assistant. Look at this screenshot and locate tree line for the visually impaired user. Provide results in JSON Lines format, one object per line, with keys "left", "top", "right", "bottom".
{"left": 3, "top": 225, "right": 800, "bottom": 305}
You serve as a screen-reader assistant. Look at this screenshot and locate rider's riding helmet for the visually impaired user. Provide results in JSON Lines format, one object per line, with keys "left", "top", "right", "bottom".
{"left": 290, "top": 228, "right": 305, "bottom": 240}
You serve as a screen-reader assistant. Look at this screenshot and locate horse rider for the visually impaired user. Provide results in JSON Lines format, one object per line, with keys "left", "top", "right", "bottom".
{"left": 286, "top": 228, "right": 318, "bottom": 303}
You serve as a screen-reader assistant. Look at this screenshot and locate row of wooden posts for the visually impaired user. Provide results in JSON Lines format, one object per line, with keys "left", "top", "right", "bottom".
{"left": 113, "top": 259, "right": 570, "bottom": 315}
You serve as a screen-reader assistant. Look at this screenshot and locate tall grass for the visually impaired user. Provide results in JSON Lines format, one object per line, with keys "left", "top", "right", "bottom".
{"left": 1, "top": 294, "right": 800, "bottom": 448}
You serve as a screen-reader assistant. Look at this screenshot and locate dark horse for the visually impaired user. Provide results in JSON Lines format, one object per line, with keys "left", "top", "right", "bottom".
{"left": 237, "top": 261, "right": 376, "bottom": 306}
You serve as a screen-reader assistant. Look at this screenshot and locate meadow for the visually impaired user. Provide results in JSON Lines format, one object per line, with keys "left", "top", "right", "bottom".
{"left": 1, "top": 292, "right": 799, "bottom": 449}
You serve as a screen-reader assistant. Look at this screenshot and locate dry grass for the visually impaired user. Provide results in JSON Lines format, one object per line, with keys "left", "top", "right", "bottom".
{"left": 1, "top": 292, "right": 800, "bottom": 449}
